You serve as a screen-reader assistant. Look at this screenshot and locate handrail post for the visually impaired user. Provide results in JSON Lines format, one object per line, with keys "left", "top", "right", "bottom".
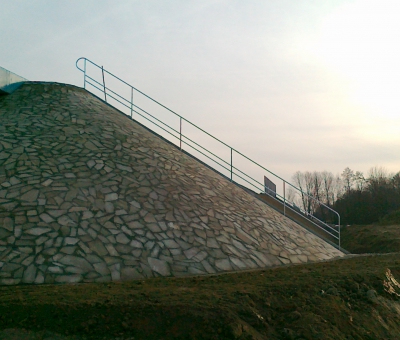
{"left": 101, "top": 66, "right": 107, "bottom": 102}
{"left": 283, "top": 181, "right": 286, "bottom": 216}
{"left": 83, "top": 58, "right": 87, "bottom": 89}
{"left": 179, "top": 117, "right": 182, "bottom": 150}
{"left": 338, "top": 215, "right": 341, "bottom": 250}
{"left": 230, "top": 148, "right": 233, "bottom": 182}
{"left": 130, "top": 87, "right": 133, "bottom": 117}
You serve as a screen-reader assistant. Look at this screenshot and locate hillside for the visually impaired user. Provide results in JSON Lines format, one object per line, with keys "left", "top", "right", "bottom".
{"left": 2, "top": 80, "right": 400, "bottom": 340}
{"left": 341, "top": 224, "right": 400, "bottom": 254}
{"left": 0, "top": 82, "right": 342, "bottom": 287}
{"left": 1, "top": 253, "right": 400, "bottom": 339}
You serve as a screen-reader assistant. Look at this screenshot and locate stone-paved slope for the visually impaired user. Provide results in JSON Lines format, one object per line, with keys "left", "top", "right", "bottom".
{"left": 0, "top": 83, "right": 343, "bottom": 285}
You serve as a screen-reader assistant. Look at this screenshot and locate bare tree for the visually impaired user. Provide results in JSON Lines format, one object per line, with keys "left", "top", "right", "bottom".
{"left": 368, "top": 166, "right": 389, "bottom": 190}
{"left": 354, "top": 171, "right": 366, "bottom": 191}
{"left": 292, "top": 171, "right": 322, "bottom": 214}
{"left": 292, "top": 171, "right": 317, "bottom": 215}
{"left": 286, "top": 186, "right": 296, "bottom": 203}
{"left": 321, "top": 171, "right": 335, "bottom": 206}
{"left": 312, "top": 171, "right": 323, "bottom": 202}
{"left": 311, "top": 171, "right": 324, "bottom": 217}
{"left": 334, "top": 174, "right": 344, "bottom": 200}
{"left": 341, "top": 167, "right": 354, "bottom": 193}
{"left": 391, "top": 172, "right": 400, "bottom": 191}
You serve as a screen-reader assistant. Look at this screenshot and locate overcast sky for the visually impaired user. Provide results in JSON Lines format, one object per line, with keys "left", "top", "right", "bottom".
{"left": 1, "top": 0, "right": 400, "bottom": 188}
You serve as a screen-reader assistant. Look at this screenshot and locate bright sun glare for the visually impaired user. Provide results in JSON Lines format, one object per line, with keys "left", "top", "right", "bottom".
{"left": 312, "top": 0, "right": 400, "bottom": 134}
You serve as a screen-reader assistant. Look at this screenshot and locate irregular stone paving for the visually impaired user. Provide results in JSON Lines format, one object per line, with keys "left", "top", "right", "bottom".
{"left": 0, "top": 83, "right": 344, "bottom": 285}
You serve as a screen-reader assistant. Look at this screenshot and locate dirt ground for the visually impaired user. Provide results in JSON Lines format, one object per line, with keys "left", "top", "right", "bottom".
{"left": 1, "top": 250, "right": 400, "bottom": 340}
{"left": 341, "top": 224, "right": 400, "bottom": 254}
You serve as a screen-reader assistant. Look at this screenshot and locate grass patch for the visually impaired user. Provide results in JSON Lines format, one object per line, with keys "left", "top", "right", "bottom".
{"left": 1, "top": 254, "right": 400, "bottom": 339}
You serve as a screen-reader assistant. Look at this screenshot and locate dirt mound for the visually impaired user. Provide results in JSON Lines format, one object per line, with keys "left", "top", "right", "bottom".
{"left": 1, "top": 254, "right": 400, "bottom": 339}
{"left": 341, "top": 224, "right": 400, "bottom": 254}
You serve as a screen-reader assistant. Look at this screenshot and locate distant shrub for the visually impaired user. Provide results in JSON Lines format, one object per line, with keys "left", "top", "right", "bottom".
{"left": 379, "top": 209, "right": 400, "bottom": 226}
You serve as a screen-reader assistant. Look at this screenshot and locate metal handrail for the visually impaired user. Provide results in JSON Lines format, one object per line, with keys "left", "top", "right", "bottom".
{"left": 76, "top": 57, "right": 341, "bottom": 250}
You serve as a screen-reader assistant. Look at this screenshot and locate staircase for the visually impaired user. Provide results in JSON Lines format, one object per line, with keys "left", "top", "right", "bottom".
{"left": 75, "top": 57, "right": 342, "bottom": 250}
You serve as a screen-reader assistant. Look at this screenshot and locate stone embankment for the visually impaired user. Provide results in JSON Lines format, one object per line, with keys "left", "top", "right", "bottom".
{"left": 0, "top": 83, "right": 343, "bottom": 285}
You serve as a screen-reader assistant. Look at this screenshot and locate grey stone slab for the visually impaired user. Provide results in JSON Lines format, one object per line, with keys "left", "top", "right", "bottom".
{"left": 231, "top": 239, "right": 249, "bottom": 253}
{"left": 34, "top": 271, "right": 45, "bottom": 284}
{"left": 58, "top": 255, "right": 93, "bottom": 271}
{"left": 251, "top": 250, "right": 281, "bottom": 266}
{"left": 64, "top": 237, "right": 79, "bottom": 246}
{"left": 105, "top": 193, "right": 118, "bottom": 201}
{"left": 48, "top": 210, "right": 67, "bottom": 218}
{"left": 215, "top": 234, "right": 230, "bottom": 244}
{"left": 201, "top": 260, "right": 216, "bottom": 274}
{"left": 20, "top": 189, "right": 39, "bottom": 202}
{"left": 58, "top": 215, "right": 76, "bottom": 226}
{"left": 88, "top": 239, "right": 108, "bottom": 256}
{"left": 60, "top": 246, "right": 76, "bottom": 254}
{"left": 193, "top": 250, "right": 208, "bottom": 262}
{"left": 0, "top": 278, "right": 21, "bottom": 285}
{"left": 147, "top": 223, "right": 161, "bottom": 233}
{"left": 116, "top": 233, "right": 130, "bottom": 244}
{"left": 84, "top": 254, "right": 102, "bottom": 264}
{"left": 94, "top": 262, "right": 109, "bottom": 276}
{"left": 22, "top": 264, "right": 36, "bottom": 283}
{"left": 235, "top": 227, "right": 259, "bottom": 245}
{"left": 215, "top": 258, "right": 232, "bottom": 271}
{"left": 148, "top": 257, "right": 170, "bottom": 276}
{"left": 115, "top": 244, "right": 131, "bottom": 254}
{"left": 127, "top": 221, "right": 144, "bottom": 229}
{"left": 144, "top": 213, "right": 156, "bottom": 223}
{"left": 222, "top": 244, "right": 244, "bottom": 258}
{"left": 35, "top": 236, "right": 49, "bottom": 246}
{"left": 109, "top": 263, "right": 120, "bottom": 281}
{"left": 241, "top": 258, "right": 259, "bottom": 269}
{"left": 121, "top": 225, "right": 132, "bottom": 236}
{"left": 55, "top": 274, "right": 82, "bottom": 283}
{"left": 162, "top": 239, "right": 179, "bottom": 248}
{"left": 207, "top": 248, "right": 229, "bottom": 259}
{"left": 121, "top": 267, "right": 144, "bottom": 281}
{"left": 130, "top": 240, "right": 143, "bottom": 249}
{"left": 104, "top": 202, "right": 114, "bottom": 213}
{"left": 82, "top": 210, "right": 94, "bottom": 219}
{"left": 3, "top": 217, "right": 14, "bottom": 231}
{"left": 65, "top": 266, "right": 87, "bottom": 274}
{"left": 206, "top": 238, "right": 219, "bottom": 249}
{"left": 39, "top": 213, "right": 54, "bottom": 223}
{"left": 105, "top": 244, "right": 119, "bottom": 256}
{"left": 144, "top": 240, "right": 155, "bottom": 251}
{"left": 229, "top": 256, "right": 247, "bottom": 269}
{"left": 188, "top": 267, "right": 206, "bottom": 275}
{"left": 116, "top": 164, "right": 133, "bottom": 172}
{"left": 184, "top": 247, "right": 200, "bottom": 259}
{"left": 0, "top": 229, "right": 11, "bottom": 239}
{"left": 47, "top": 266, "right": 64, "bottom": 274}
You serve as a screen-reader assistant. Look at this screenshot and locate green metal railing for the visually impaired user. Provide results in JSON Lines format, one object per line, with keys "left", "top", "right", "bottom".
{"left": 76, "top": 57, "right": 341, "bottom": 250}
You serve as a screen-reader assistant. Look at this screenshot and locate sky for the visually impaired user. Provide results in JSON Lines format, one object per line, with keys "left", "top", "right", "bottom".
{"left": 1, "top": 0, "right": 400, "bottom": 191}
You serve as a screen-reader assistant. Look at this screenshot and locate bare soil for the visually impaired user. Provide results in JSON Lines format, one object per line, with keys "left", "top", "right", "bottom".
{"left": 341, "top": 224, "right": 400, "bottom": 254}
{"left": 1, "top": 252, "right": 400, "bottom": 340}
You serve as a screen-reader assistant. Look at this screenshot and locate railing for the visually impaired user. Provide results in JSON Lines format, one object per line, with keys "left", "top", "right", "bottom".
{"left": 75, "top": 57, "right": 341, "bottom": 250}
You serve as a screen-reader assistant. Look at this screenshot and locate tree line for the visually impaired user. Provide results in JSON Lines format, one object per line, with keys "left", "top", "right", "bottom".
{"left": 289, "top": 167, "right": 400, "bottom": 225}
